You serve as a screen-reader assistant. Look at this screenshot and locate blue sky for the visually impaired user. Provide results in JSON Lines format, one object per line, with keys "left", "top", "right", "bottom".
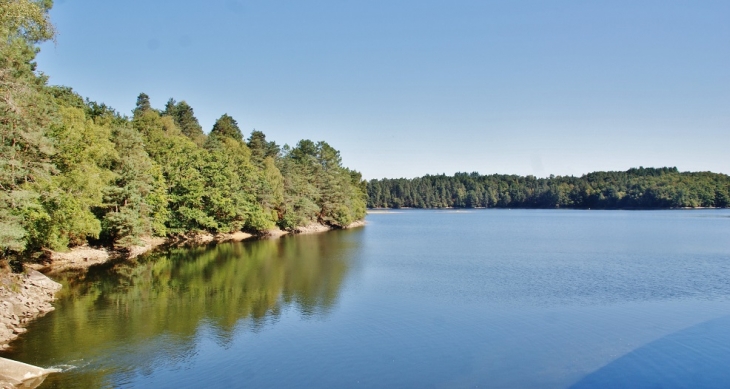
{"left": 38, "top": 0, "right": 729, "bottom": 179}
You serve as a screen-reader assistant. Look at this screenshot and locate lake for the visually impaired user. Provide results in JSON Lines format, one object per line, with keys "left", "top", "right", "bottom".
{"left": 3, "top": 209, "right": 730, "bottom": 388}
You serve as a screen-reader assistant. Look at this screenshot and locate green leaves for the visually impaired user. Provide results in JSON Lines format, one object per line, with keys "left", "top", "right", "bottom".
{"left": 0, "top": 0, "right": 55, "bottom": 44}
{"left": 17, "top": 103, "right": 118, "bottom": 251}
{"left": 0, "top": 0, "right": 59, "bottom": 256}
{"left": 210, "top": 114, "right": 243, "bottom": 142}
{"left": 247, "top": 130, "right": 280, "bottom": 167}
{"left": 101, "top": 120, "right": 168, "bottom": 247}
{"left": 133, "top": 93, "right": 152, "bottom": 117}
{"left": 163, "top": 99, "right": 206, "bottom": 146}
{"left": 278, "top": 140, "right": 367, "bottom": 229}
{"left": 0, "top": 0, "right": 366, "bottom": 258}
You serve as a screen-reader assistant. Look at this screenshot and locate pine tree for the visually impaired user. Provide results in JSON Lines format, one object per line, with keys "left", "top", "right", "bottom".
{"left": 133, "top": 93, "right": 152, "bottom": 117}
{"left": 163, "top": 98, "right": 206, "bottom": 146}
{"left": 210, "top": 114, "right": 243, "bottom": 142}
{"left": 247, "top": 130, "right": 280, "bottom": 167}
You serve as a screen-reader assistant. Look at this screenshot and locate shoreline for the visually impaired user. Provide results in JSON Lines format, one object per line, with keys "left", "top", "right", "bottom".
{"left": 26, "top": 220, "right": 366, "bottom": 275}
{"left": 0, "top": 270, "right": 61, "bottom": 351}
{"left": 0, "top": 220, "right": 365, "bottom": 351}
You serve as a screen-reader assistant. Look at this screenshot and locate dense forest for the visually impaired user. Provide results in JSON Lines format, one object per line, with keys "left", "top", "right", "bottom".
{"left": 368, "top": 168, "right": 730, "bottom": 209}
{"left": 0, "top": 0, "right": 366, "bottom": 261}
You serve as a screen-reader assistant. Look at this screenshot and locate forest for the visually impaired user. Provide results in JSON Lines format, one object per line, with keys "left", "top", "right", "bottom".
{"left": 367, "top": 167, "right": 730, "bottom": 209}
{"left": 0, "top": 0, "right": 367, "bottom": 261}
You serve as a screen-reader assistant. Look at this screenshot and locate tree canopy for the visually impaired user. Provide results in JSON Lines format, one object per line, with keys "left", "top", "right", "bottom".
{"left": 0, "top": 1, "right": 367, "bottom": 261}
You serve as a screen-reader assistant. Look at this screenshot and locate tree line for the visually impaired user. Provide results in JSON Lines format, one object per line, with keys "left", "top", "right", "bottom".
{"left": 0, "top": 0, "right": 366, "bottom": 261}
{"left": 367, "top": 167, "right": 730, "bottom": 209}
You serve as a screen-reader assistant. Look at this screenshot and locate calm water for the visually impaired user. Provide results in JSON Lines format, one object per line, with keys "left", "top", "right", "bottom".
{"left": 3, "top": 210, "right": 730, "bottom": 388}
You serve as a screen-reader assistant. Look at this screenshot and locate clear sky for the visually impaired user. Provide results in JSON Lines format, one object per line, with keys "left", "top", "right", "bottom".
{"left": 37, "top": 0, "right": 729, "bottom": 179}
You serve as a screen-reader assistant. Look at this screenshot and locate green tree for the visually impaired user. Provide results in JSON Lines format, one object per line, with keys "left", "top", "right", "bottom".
{"left": 163, "top": 98, "right": 206, "bottom": 146}
{"left": 247, "top": 130, "right": 280, "bottom": 167}
{"left": 278, "top": 142, "right": 321, "bottom": 229}
{"left": 0, "top": 0, "right": 56, "bottom": 256}
{"left": 210, "top": 114, "right": 242, "bottom": 142}
{"left": 0, "top": 0, "right": 55, "bottom": 43}
{"left": 278, "top": 140, "right": 366, "bottom": 229}
{"left": 23, "top": 104, "right": 117, "bottom": 250}
{"left": 1, "top": 1, "right": 369, "bottom": 258}
{"left": 133, "top": 93, "right": 152, "bottom": 117}
{"left": 101, "top": 113, "right": 169, "bottom": 247}
{"left": 135, "top": 110, "right": 215, "bottom": 233}
{"left": 203, "top": 135, "right": 273, "bottom": 231}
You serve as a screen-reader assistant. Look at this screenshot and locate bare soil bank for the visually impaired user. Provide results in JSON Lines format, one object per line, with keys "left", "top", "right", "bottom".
{"left": 26, "top": 233, "right": 252, "bottom": 274}
{"left": 29, "top": 222, "right": 365, "bottom": 274}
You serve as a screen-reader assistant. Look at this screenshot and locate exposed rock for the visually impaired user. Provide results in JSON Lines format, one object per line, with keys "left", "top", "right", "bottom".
{"left": 294, "top": 223, "right": 332, "bottom": 234}
{"left": 215, "top": 231, "right": 254, "bottom": 242}
{"left": 0, "top": 270, "right": 61, "bottom": 349}
{"left": 345, "top": 220, "right": 366, "bottom": 229}
{"left": 260, "top": 228, "right": 289, "bottom": 239}
{"left": 127, "top": 236, "right": 167, "bottom": 259}
{"left": 49, "top": 246, "right": 109, "bottom": 267}
{"left": 293, "top": 220, "right": 366, "bottom": 234}
{"left": 24, "top": 220, "right": 365, "bottom": 274}
{"left": 191, "top": 233, "right": 215, "bottom": 244}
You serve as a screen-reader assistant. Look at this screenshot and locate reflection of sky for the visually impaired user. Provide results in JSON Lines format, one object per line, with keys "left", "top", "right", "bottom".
{"left": 37, "top": 1, "right": 729, "bottom": 179}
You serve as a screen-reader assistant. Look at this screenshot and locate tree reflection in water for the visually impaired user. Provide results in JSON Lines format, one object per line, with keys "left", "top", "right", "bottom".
{"left": 2, "top": 230, "right": 360, "bottom": 388}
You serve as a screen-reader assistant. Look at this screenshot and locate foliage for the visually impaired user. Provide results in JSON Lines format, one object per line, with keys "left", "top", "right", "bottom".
{"left": 28, "top": 105, "right": 117, "bottom": 249}
{"left": 0, "top": 0, "right": 57, "bottom": 255}
{"left": 0, "top": 0, "right": 55, "bottom": 44}
{"left": 278, "top": 140, "right": 367, "bottom": 229}
{"left": 0, "top": 1, "right": 367, "bottom": 259}
{"left": 163, "top": 98, "right": 206, "bottom": 146}
{"left": 101, "top": 114, "right": 168, "bottom": 247}
{"left": 367, "top": 167, "right": 730, "bottom": 210}
{"left": 133, "top": 93, "right": 151, "bottom": 117}
{"left": 210, "top": 114, "right": 242, "bottom": 142}
{"left": 247, "top": 130, "right": 280, "bottom": 167}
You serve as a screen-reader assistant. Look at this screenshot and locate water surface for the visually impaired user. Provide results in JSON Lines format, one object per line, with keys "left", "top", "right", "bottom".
{"left": 3, "top": 210, "right": 730, "bottom": 388}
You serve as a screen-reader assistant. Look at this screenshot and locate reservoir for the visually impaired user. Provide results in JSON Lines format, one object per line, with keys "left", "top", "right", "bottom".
{"left": 3, "top": 210, "right": 730, "bottom": 388}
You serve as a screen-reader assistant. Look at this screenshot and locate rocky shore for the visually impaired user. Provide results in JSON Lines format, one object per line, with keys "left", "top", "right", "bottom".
{"left": 28, "top": 221, "right": 366, "bottom": 274}
{"left": 26, "top": 233, "right": 248, "bottom": 274}
{"left": 0, "top": 270, "right": 61, "bottom": 350}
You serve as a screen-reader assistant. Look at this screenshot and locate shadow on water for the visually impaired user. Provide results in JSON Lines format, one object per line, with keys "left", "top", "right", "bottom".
{"left": 1, "top": 229, "right": 362, "bottom": 388}
{"left": 570, "top": 315, "right": 730, "bottom": 389}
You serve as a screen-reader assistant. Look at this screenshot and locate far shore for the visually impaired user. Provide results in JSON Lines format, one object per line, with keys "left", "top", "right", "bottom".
{"left": 366, "top": 206, "right": 726, "bottom": 211}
